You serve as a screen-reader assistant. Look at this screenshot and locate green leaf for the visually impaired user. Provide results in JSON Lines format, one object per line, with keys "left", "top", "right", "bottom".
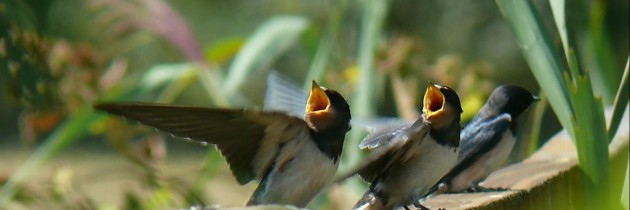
{"left": 585, "top": 0, "right": 619, "bottom": 103}
{"left": 622, "top": 163, "right": 629, "bottom": 209}
{"left": 549, "top": 0, "right": 570, "bottom": 60}
{"left": 498, "top": 0, "right": 613, "bottom": 208}
{"left": 304, "top": 36, "right": 332, "bottom": 89}
{"left": 303, "top": 0, "right": 348, "bottom": 89}
{"left": 568, "top": 70, "right": 610, "bottom": 207}
{"left": 137, "top": 63, "right": 198, "bottom": 93}
{"left": 608, "top": 56, "right": 629, "bottom": 141}
{"left": 342, "top": 0, "right": 390, "bottom": 196}
{"left": 223, "top": 16, "right": 309, "bottom": 102}
{"left": 496, "top": 0, "right": 574, "bottom": 139}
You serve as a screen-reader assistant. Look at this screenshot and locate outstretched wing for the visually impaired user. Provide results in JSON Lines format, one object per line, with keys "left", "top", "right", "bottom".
{"left": 94, "top": 102, "right": 309, "bottom": 185}
{"left": 335, "top": 117, "right": 429, "bottom": 183}
{"left": 263, "top": 71, "right": 308, "bottom": 119}
{"left": 353, "top": 117, "right": 413, "bottom": 134}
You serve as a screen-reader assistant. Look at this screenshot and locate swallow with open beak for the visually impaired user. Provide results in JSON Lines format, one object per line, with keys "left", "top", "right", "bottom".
{"left": 425, "top": 85, "right": 538, "bottom": 195}
{"left": 349, "top": 83, "right": 462, "bottom": 210}
{"left": 94, "top": 81, "right": 351, "bottom": 208}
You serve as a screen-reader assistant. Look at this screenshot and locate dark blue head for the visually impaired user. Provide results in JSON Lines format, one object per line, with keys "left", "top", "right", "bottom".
{"left": 485, "top": 85, "right": 538, "bottom": 120}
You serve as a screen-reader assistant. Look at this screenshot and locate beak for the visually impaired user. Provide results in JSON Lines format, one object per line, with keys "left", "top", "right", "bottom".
{"left": 423, "top": 82, "right": 445, "bottom": 118}
{"left": 306, "top": 81, "right": 331, "bottom": 114}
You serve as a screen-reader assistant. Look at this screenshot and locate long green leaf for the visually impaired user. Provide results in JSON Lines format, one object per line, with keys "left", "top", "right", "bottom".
{"left": 550, "top": 0, "right": 570, "bottom": 60}
{"left": 567, "top": 66, "right": 610, "bottom": 208}
{"left": 138, "top": 63, "right": 198, "bottom": 93}
{"left": 585, "top": 0, "right": 619, "bottom": 103}
{"left": 622, "top": 162, "right": 629, "bottom": 209}
{"left": 303, "top": 0, "right": 348, "bottom": 89}
{"left": 498, "top": 0, "right": 613, "bottom": 207}
{"left": 304, "top": 36, "right": 333, "bottom": 89}
{"left": 608, "top": 56, "right": 629, "bottom": 141}
{"left": 496, "top": 0, "right": 575, "bottom": 140}
{"left": 223, "top": 16, "right": 309, "bottom": 102}
{"left": 341, "top": 0, "right": 390, "bottom": 196}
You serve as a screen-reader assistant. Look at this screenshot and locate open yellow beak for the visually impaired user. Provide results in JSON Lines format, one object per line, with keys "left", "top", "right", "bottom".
{"left": 423, "top": 82, "right": 445, "bottom": 118}
{"left": 306, "top": 81, "right": 331, "bottom": 114}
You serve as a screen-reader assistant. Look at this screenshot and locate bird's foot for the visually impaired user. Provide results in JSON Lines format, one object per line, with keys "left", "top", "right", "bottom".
{"left": 466, "top": 185, "right": 509, "bottom": 193}
{"left": 411, "top": 201, "right": 430, "bottom": 210}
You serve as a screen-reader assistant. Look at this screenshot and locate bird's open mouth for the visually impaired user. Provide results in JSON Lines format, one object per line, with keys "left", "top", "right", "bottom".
{"left": 306, "top": 81, "right": 331, "bottom": 114}
{"left": 423, "top": 82, "right": 445, "bottom": 117}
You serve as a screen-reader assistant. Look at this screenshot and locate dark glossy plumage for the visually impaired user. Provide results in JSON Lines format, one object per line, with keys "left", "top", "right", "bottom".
{"left": 427, "top": 85, "right": 537, "bottom": 195}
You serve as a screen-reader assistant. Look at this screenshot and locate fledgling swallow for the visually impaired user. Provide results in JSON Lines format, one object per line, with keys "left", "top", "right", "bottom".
{"left": 93, "top": 81, "right": 351, "bottom": 208}
{"left": 348, "top": 83, "right": 463, "bottom": 210}
{"left": 427, "top": 85, "right": 538, "bottom": 195}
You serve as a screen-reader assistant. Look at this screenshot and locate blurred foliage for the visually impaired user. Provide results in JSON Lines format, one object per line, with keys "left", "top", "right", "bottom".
{"left": 497, "top": 0, "right": 629, "bottom": 209}
{"left": 0, "top": 0, "right": 627, "bottom": 209}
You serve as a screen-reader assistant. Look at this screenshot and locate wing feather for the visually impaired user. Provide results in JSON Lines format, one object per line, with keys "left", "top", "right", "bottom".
{"left": 94, "top": 102, "right": 309, "bottom": 184}
{"left": 263, "top": 71, "right": 308, "bottom": 119}
{"left": 339, "top": 117, "right": 429, "bottom": 183}
{"left": 436, "top": 113, "right": 511, "bottom": 185}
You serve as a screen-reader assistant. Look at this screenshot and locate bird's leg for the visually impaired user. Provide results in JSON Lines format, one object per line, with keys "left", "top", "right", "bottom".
{"left": 411, "top": 200, "right": 430, "bottom": 210}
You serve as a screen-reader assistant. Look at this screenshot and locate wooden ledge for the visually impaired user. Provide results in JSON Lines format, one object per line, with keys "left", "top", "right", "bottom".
{"left": 422, "top": 108, "right": 629, "bottom": 210}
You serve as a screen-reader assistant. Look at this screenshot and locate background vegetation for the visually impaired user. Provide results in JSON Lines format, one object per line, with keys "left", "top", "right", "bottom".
{"left": 0, "top": 0, "right": 627, "bottom": 209}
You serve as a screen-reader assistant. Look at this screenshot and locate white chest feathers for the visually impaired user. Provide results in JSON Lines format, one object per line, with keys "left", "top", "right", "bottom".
{"left": 255, "top": 138, "right": 338, "bottom": 207}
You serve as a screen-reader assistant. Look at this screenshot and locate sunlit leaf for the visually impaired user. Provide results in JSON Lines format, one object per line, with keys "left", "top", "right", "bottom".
{"left": 138, "top": 63, "right": 198, "bottom": 92}
{"left": 496, "top": 0, "right": 575, "bottom": 140}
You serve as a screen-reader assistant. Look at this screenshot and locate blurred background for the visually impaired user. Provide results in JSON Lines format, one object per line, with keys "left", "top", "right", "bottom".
{"left": 0, "top": 0, "right": 627, "bottom": 209}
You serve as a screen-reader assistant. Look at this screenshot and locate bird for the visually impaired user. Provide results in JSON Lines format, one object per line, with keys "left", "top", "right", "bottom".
{"left": 93, "top": 81, "right": 352, "bottom": 208}
{"left": 426, "top": 85, "right": 539, "bottom": 195}
{"left": 349, "top": 82, "right": 463, "bottom": 210}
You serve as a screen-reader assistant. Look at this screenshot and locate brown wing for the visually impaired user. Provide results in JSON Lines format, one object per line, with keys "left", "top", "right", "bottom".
{"left": 94, "top": 102, "right": 309, "bottom": 185}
